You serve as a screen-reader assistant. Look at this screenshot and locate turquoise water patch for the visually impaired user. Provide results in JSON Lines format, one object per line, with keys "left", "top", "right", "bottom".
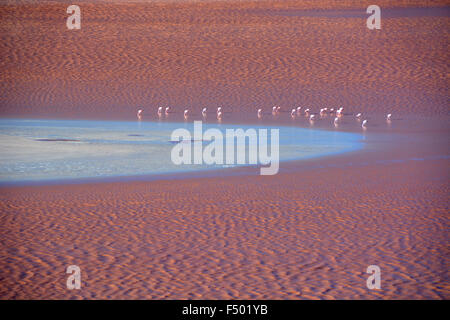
{"left": 0, "top": 119, "right": 363, "bottom": 183}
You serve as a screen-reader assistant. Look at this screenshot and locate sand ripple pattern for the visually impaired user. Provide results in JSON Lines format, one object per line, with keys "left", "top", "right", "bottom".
{"left": 0, "top": 158, "right": 448, "bottom": 299}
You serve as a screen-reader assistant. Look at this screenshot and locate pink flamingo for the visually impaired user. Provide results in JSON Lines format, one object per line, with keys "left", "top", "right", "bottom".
{"left": 272, "top": 106, "right": 277, "bottom": 115}
{"left": 334, "top": 116, "right": 339, "bottom": 127}
{"left": 362, "top": 119, "right": 368, "bottom": 129}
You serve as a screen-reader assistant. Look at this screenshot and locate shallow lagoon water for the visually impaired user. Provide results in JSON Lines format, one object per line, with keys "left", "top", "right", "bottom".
{"left": 0, "top": 119, "right": 364, "bottom": 183}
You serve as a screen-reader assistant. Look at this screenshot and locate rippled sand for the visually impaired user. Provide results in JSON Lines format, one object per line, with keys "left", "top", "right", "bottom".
{"left": 0, "top": 1, "right": 449, "bottom": 299}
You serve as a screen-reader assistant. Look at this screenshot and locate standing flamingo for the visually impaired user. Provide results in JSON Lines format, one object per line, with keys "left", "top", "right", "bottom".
{"left": 334, "top": 116, "right": 339, "bottom": 127}
{"left": 202, "top": 108, "right": 207, "bottom": 118}
{"left": 272, "top": 106, "right": 278, "bottom": 115}
{"left": 291, "top": 109, "right": 296, "bottom": 118}
{"left": 165, "top": 107, "right": 170, "bottom": 115}
{"left": 320, "top": 108, "right": 326, "bottom": 117}
{"left": 257, "top": 109, "right": 263, "bottom": 119}
{"left": 387, "top": 113, "right": 392, "bottom": 121}
{"left": 184, "top": 109, "right": 189, "bottom": 119}
{"left": 362, "top": 119, "right": 368, "bottom": 129}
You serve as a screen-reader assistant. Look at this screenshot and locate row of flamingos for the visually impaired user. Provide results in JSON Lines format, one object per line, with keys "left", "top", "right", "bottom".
{"left": 137, "top": 107, "right": 392, "bottom": 129}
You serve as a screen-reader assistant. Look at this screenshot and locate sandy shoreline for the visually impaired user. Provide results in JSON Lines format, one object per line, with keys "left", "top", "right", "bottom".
{"left": 0, "top": 1, "right": 449, "bottom": 299}
{"left": 0, "top": 113, "right": 447, "bottom": 189}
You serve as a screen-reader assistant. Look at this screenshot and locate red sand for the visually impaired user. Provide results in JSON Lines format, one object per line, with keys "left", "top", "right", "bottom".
{"left": 0, "top": 1, "right": 449, "bottom": 299}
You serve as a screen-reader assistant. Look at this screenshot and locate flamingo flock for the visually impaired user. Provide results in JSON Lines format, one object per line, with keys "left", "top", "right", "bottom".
{"left": 136, "top": 105, "right": 393, "bottom": 130}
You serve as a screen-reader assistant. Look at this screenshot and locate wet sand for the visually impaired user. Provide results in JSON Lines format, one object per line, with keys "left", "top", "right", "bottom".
{"left": 0, "top": 1, "right": 449, "bottom": 299}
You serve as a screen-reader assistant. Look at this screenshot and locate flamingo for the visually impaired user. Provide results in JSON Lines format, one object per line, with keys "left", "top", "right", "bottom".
{"left": 309, "top": 114, "right": 315, "bottom": 121}
{"left": 337, "top": 107, "right": 344, "bottom": 117}
{"left": 157, "top": 107, "right": 163, "bottom": 117}
{"left": 329, "top": 108, "right": 335, "bottom": 114}
{"left": 320, "top": 108, "right": 326, "bottom": 117}
{"left": 362, "top": 119, "right": 368, "bottom": 129}
{"left": 184, "top": 109, "right": 189, "bottom": 119}
{"left": 356, "top": 113, "right": 362, "bottom": 119}
{"left": 137, "top": 109, "right": 143, "bottom": 120}
{"left": 217, "top": 111, "right": 222, "bottom": 121}
{"left": 296, "top": 106, "right": 302, "bottom": 114}
{"left": 217, "top": 107, "right": 222, "bottom": 115}
{"left": 202, "top": 108, "right": 207, "bottom": 118}
{"left": 304, "top": 108, "right": 310, "bottom": 116}
{"left": 165, "top": 107, "right": 170, "bottom": 115}
{"left": 334, "top": 116, "right": 339, "bottom": 127}
{"left": 291, "top": 108, "right": 296, "bottom": 118}
{"left": 257, "top": 108, "right": 263, "bottom": 119}
{"left": 387, "top": 113, "right": 392, "bottom": 121}
{"left": 272, "top": 106, "right": 278, "bottom": 115}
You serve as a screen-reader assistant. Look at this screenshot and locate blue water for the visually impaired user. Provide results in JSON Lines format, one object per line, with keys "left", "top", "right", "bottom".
{"left": 0, "top": 119, "right": 364, "bottom": 183}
